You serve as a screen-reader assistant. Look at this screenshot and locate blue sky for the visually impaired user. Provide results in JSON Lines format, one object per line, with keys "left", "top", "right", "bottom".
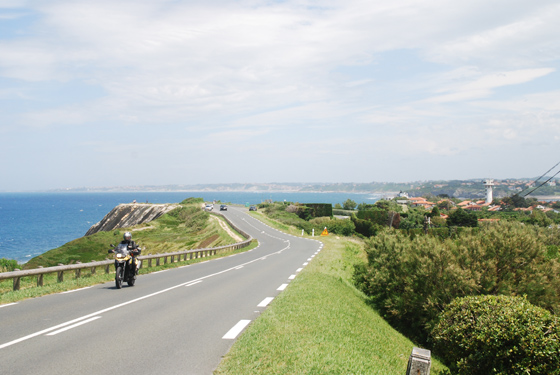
{"left": 1, "top": 0, "right": 559, "bottom": 191}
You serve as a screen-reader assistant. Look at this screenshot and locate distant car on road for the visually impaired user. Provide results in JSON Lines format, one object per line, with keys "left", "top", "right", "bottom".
{"left": 205, "top": 204, "right": 213, "bottom": 211}
{"left": 249, "top": 205, "right": 257, "bottom": 211}
{"left": 220, "top": 204, "right": 227, "bottom": 211}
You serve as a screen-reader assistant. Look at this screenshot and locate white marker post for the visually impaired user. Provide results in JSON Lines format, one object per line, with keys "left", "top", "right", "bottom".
{"left": 312, "top": 229, "right": 314, "bottom": 237}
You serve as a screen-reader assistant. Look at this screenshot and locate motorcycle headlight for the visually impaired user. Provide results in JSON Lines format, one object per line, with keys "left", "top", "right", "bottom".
{"left": 116, "top": 253, "right": 124, "bottom": 258}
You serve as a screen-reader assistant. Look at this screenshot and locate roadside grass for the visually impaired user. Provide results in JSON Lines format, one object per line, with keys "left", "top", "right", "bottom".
{"left": 0, "top": 239, "right": 258, "bottom": 304}
{"left": 248, "top": 211, "right": 302, "bottom": 236}
{"left": 216, "top": 217, "right": 449, "bottom": 374}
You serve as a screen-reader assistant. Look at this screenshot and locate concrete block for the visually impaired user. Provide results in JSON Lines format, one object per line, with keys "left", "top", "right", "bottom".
{"left": 406, "top": 347, "right": 431, "bottom": 375}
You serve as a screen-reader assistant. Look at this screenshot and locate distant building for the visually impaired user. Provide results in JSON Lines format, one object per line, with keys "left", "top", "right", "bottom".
{"left": 484, "top": 179, "right": 495, "bottom": 204}
{"left": 397, "top": 191, "right": 409, "bottom": 198}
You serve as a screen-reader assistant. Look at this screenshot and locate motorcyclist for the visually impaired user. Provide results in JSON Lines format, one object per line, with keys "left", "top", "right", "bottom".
{"left": 120, "top": 232, "right": 141, "bottom": 276}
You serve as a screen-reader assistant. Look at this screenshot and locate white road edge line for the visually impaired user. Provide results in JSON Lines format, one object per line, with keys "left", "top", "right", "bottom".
{"left": 61, "top": 286, "right": 93, "bottom": 294}
{"left": 46, "top": 316, "right": 102, "bottom": 336}
{"left": 258, "top": 297, "right": 274, "bottom": 307}
{"left": 277, "top": 284, "right": 288, "bottom": 291}
{"left": 185, "top": 280, "right": 202, "bottom": 287}
{"left": 296, "top": 268, "right": 303, "bottom": 273}
{"left": 223, "top": 320, "right": 251, "bottom": 339}
{"left": 0, "top": 303, "right": 18, "bottom": 309}
{"left": 288, "top": 275, "right": 296, "bottom": 280}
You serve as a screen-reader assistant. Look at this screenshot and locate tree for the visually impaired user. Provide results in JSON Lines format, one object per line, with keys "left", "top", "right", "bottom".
{"left": 437, "top": 200, "right": 454, "bottom": 211}
{"left": 342, "top": 199, "right": 357, "bottom": 210}
{"left": 374, "top": 200, "right": 391, "bottom": 210}
{"left": 429, "top": 206, "right": 441, "bottom": 218}
{"left": 501, "top": 194, "right": 530, "bottom": 208}
{"left": 357, "top": 202, "right": 374, "bottom": 210}
{"left": 447, "top": 208, "right": 478, "bottom": 227}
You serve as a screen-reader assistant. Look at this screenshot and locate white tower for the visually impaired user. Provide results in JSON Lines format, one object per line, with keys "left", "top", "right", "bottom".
{"left": 484, "top": 179, "right": 495, "bottom": 204}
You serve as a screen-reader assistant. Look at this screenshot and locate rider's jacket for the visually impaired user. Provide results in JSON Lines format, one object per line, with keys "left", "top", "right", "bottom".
{"left": 120, "top": 240, "right": 141, "bottom": 255}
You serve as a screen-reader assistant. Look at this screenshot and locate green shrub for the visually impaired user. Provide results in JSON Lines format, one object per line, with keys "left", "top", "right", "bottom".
{"left": 354, "top": 222, "right": 560, "bottom": 342}
{"left": 447, "top": 208, "right": 478, "bottom": 227}
{"left": 357, "top": 209, "right": 388, "bottom": 226}
{"left": 301, "top": 203, "right": 333, "bottom": 218}
{"left": 309, "top": 217, "right": 355, "bottom": 236}
{"left": 432, "top": 295, "right": 560, "bottom": 375}
{"left": 352, "top": 216, "right": 380, "bottom": 237}
{"left": 1, "top": 258, "right": 19, "bottom": 272}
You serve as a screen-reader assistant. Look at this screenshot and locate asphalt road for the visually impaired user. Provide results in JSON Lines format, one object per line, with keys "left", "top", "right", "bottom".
{"left": 0, "top": 206, "right": 322, "bottom": 375}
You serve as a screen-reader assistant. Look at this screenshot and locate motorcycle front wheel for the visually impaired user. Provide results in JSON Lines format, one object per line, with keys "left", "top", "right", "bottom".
{"left": 115, "top": 266, "right": 124, "bottom": 289}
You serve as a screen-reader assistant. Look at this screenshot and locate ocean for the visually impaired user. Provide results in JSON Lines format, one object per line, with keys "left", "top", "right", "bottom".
{"left": 0, "top": 191, "right": 378, "bottom": 263}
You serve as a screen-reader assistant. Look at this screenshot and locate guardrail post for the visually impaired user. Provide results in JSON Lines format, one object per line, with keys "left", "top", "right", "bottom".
{"left": 148, "top": 259, "right": 152, "bottom": 268}
{"left": 105, "top": 259, "right": 111, "bottom": 274}
{"left": 75, "top": 262, "right": 82, "bottom": 278}
{"left": 13, "top": 275, "right": 20, "bottom": 291}
{"left": 171, "top": 255, "right": 175, "bottom": 263}
{"left": 91, "top": 266, "right": 96, "bottom": 275}
{"left": 406, "top": 347, "right": 431, "bottom": 375}
{"left": 156, "top": 257, "right": 160, "bottom": 267}
{"left": 164, "top": 256, "right": 168, "bottom": 265}
{"left": 57, "top": 264, "right": 64, "bottom": 283}
{"left": 37, "top": 266, "right": 44, "bottom": 287}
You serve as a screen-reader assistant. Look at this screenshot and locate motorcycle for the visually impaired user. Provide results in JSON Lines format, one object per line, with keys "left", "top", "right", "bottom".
{"left": 108, "top": 243, "right": 141, "bottom": 289}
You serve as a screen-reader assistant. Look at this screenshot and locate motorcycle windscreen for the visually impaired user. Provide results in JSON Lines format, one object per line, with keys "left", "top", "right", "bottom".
{"left": 115, "top": 243, "right": 129, "bottom": 256}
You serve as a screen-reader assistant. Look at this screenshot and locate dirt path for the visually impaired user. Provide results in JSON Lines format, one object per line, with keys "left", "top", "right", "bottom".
{"left": 210, "top": 215, "right": 243, "bottom": 242}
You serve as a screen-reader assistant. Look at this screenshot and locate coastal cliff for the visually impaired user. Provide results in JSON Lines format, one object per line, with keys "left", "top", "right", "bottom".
{"left": 85, "top": 203, "right": 179, "bottom": 236}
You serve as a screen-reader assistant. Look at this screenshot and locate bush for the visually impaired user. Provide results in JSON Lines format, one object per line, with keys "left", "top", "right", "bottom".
{"left": 432, "top": 295, "right": 560, "bottom": 375}
{"left": 0, "top": 258, "right": 18, "bottom": 272}
{"left": 310, "top": 217, "right": 355, "bottom": 236}
{"left": 301, "top": 203, "right": 333, "bottom": 218}
{"left": 353, "top": 222, "right": 560, "bottom": 342}
{"left": 352, "top": 216, "right": 381, "bottom": 237}
{"left": 447, "top": 208, "right": 478, "bottom": 227}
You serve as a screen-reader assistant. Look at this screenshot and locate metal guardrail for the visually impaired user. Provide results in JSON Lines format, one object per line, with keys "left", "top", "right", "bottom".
{"left": 0, "top": 211, "right": 252, "bottom": 291}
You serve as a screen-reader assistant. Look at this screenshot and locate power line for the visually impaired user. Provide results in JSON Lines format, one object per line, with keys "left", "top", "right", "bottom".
{"left": 515, "top": 160, "right": 560, "bottom": 197}
{"left": 521, "top": 168, "right": 560, "bottom": 197}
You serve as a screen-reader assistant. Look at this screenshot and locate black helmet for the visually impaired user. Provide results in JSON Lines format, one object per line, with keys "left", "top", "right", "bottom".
{"left": 124, "top": 232, "right": 132, "bottom": 241}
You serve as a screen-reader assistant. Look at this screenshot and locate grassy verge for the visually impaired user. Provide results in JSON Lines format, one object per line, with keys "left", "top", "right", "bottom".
{"left": 0, "top": 240, "right": 258, "bottom": 304}
{"left": 216, "top": 218, "right": 449, "bottom": 374}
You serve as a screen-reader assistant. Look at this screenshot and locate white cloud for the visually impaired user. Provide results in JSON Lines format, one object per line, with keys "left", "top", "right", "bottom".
{"left": 1, "top": 0, "right": 560, "bottom": 189}
{"left": 424, "top": 68, "right": 555, "bottom": 103}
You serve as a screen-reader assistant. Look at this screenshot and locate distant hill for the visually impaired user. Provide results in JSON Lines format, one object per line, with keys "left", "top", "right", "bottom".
{"left": 50, "top": 179, "right": 560, "bottom": 199}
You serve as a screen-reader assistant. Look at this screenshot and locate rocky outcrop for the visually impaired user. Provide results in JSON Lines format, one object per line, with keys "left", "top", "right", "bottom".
{"left": 85, "top": 203, "right": 179, "bottom": 236}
